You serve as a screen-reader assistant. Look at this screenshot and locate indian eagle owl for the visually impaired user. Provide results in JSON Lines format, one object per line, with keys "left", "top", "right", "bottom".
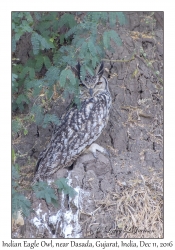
{"left": 34, "top": 62, "right": 112, "bottom": 182}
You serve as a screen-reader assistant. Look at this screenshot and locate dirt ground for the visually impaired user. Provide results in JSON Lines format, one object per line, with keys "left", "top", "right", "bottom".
{"left": 12, "top": 12, "right": 163, "bottom": 238}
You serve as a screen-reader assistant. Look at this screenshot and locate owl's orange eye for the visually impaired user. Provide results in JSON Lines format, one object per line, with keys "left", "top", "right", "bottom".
{"left": 97, "top": 82, "right": 102, "bottom": 85}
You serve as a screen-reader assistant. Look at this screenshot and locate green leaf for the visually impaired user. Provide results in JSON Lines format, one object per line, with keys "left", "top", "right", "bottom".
{"left": 12, "top": 190, "right": 31, "bottom": 218}
{"left": 103, "top": 31, "right": 110, "bottom": 49}
{"left": 43, "top": 114, "right": 60, "bottom": 128}
{"left": 109, "top": 12, "right": 117, "bottom": 27}
{"left": 12, "top": 165, "right": 20, "bottom": 181}
{"left": 40, "top": 37, "right": 52, "bottom": 50}
{"left": 21, "top": 20, "right": 32, "bottom": 32}
{"left": 12, "top": 119, "right": 22, "bottom": 133}
{"left": 108, "top": 30, "right": 122, "bottom": 46}
{"left": 35, "top": 55, "right": 44, "bottom": 72}
{"left": 31, "top": 104, "right": 44, "bottom": 125}
{"left": 58, "top": 13, "right": 76, "bottom": 28}
{"left": 53, "top": 52, "right": 62, "bottom": 65}
{"left": 32, "top": 181, "right": 58, "bottom": 205}
{"left": 45, "top": 193, "right": 51, "bottom": 204}
{"left": 116, "top": 12, "right": 126, "bottom": 25}
{"left": 88, "top": 39, "right": 96, "bottom": 56}
{"left": 59, "top": 34, "right": 65, "bottom": 45}
{"left": 12, "top": 73, "right": 18, "bottom": 82}
{"left": 12, "top": 22, "right": 16, "bottom": 30}
{"left": 79, "top": 41, "right": 88, "bottom": 58}
{"left": 45, "top": 66, "right": 60, "bottom": 86}
{"left": 31, "top": 32, "right": 40, "bottom": 55}
{"left": 75, "top": 37, "right": 85, "bottom": 49}
{"left": 67, "top": 69, "right": 76, "bottom": 85}
{"left": 19, "top": 66, "right": 30, "bottom": 79}
{"left": 50, "top": 198, "right": 58, "bottom": 207}
{"left": 23, "top": 129, "right": 28, "bottom": 135}
{"left": 16, "top": 94, "right": 29, "bottom": 105}
{"left": 50, "top": 37, "right": 54, "bottom": 43}
{"left": 65, "top": 25, "right": 78, "bottom": 39}
{"left": 26, "top": 79, "right": 42, "bottom": 90}
{"left": 80, "top": 65, "right": 86, "bottom": 81}
{"left": 25, "top": 58, "right": 35, "bottom": 68}
{"left": 46, "top": 86, "right": 54, "bottom": 99}
{"left": 59, "top": 69, "right": 67, "bottom": 87}
{"left": 14, "top": 31, "right": 23, "bottom": 41}
{"left": 73, "top": 95, "right": 81, "bottom": 108}
{"left": 26, "top": 12, "right": 33, "bottom": 23}
{"left": 34, "top": 12, "right": 41, "bottom": 21}
{"left": 43, "top": 56, "right": 52, "bottom": 70}
{"left": 91, "top": 56, "right": 99, "bottom": 69}
{"left": 19, "top": 66, "right": 35, "bottom": 80}
{"left": 101, "top": 12, "right": 108, "bottom": 21}
{"left": 36, "top": 20, "right": 50, "bottom": 36}
{"left": 52, "top": 20, "right": 59, "bottom": 33}
{"left": 55, "top": 178, "right": 77, "bottom": 198}
{"left": 85, "top": 65, "right": 94, "bottom": 76}
{"left": 12, "top": 36, "right": 16, "bottom": 52}
{"left": 89, "top": 12, "right": 101, "bottom": 23}
{"left": 18, "top": 12, "right": 24, "bottom": 18}
{"left": 29, "top": 68, "right": 35, "bottom": 79}
{"left": 103, "top": 30, "right": 122, "bottom": 49}
{"left": 15, "top": 93, "right": 29, "bottom": 111}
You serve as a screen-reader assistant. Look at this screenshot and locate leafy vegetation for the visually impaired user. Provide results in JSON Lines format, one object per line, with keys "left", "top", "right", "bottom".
{"left": 12, "top": 11, "right": 126, "bottom": 218}
{"left": 12, "top": 166, "right": 31, "bottom": 219}
{"left": 32, "top": 181, "right": 59, "bottom": 207}
{"left": 12, "top": 148, "right": 77, "bottom": 217}
{"left": 32, "top": 178, "right": 77, "bottom": 208}
{"left": 12, "top": 11, "right": 125, "bottom": 132}
{"left": 12, "top": 150, "right": 77, "bottom": 216}
{"left": 54, "top": 178, "right": 77, "bottom": 197}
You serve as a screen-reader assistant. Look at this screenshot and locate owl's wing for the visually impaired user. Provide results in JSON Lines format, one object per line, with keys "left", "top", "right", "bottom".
{"left": 34, "top": 95, "right": 109, "bottom": 180}
{"left": 52, "top": 100, "right": 78, "bottom": 135}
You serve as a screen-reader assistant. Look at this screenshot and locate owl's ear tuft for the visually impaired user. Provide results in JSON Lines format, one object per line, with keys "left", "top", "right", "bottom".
{"left": 96, "top": 62, "right": 104, "bottom": 78}
{"left": 71, "top": 62, "right": 81, "bottom": 79}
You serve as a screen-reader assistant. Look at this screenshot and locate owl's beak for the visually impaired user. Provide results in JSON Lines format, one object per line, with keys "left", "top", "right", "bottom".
{"left": 89, "top": 88, "right": 93, "bottom": 97}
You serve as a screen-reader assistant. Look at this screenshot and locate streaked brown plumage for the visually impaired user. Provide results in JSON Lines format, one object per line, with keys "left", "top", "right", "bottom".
{"left": 34, "top": 62, "right": 112, "bottom": 182}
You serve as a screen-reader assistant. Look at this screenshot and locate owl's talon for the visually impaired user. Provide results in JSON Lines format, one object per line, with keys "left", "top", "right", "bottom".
{"left": 92, "top": 152, "right": 97, "bottom": 159}
{"left": 85, "top": 143, "right": 109, "bottom": 160}
{"left": 103, "top": 149, "right": 110, "bottom": 157}
{"left": 92, "top": 153, "right": 98, "bottom": 163}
